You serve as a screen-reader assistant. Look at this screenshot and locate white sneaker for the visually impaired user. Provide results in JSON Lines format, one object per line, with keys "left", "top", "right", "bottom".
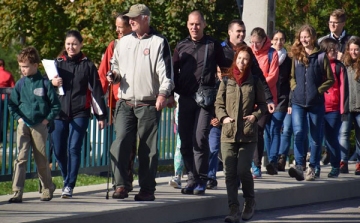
{"left": 61, "top": 186, "right": 73, "bottom": 198}
{"left": 169, "top": 176, "right": 181, "bottom": 189}
{"left": 305, "top": 166, "right": 315, "bottom": 181}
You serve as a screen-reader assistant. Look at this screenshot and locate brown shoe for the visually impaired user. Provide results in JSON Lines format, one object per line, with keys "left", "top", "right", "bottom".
{"left": 134, "top": 190, "right": 155, "bottom": 201}
{"left": 112, "top": 187, "right": 128, "bottom": 199}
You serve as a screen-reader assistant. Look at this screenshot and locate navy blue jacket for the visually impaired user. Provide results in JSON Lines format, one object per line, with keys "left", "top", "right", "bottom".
{"left": 291, "top": 50, "right": 334, "bottom": 107}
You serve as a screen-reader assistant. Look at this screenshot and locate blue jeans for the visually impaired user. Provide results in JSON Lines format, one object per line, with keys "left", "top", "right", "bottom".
{"left": 323, "top": 111, "right": 341, "bottom": 168}
{"left": 292, "top": 104, "right": 325, "bottom": 167}
{"left": 339, "top": 112, "right": 360, "bottom": 162}
{"left": 208, "top": 126, "right": 221, "bottom": 180}
{"left": 265, "top": 111, "right": 287, "bottom": 163}
{"left": 52, "top": 118, "right": 89, "bottom": 188}
{"left": 278, "top": 113, "right": 309, "bottom": 157}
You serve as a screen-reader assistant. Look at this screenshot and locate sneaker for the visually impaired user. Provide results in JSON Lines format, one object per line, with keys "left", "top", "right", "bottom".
{"left": 169, "top": 176, "right": 181, "bottom": 189}
{"left": 241, "top": 198, "right": 256, "bottom": 221}
{"left": 181, "top": 182, "right": 196, "bottom": 195}
{"left": 112, "top": 187, "right": 128, "bottom": 199}
{"left": 194, "top": 183, "right": 206, "bottom": 195}
{"left": 206, "top": 179, "right": 218, "bottom": 190}
{"left": 305, "top": 166, "right": 316, "bottom": 181}
{"left": 288, "top": 165, "right": 304, "bottom": 181}
{"left": 321, "top": 151, "right": 330, "bottom": 165}
{"left": 340, "top": 161, "right": 349, "bottom": 173}
{"left": 355, "top": 163, "right": 360, "bottom": 175}
{"left": 328, "top": 167, "right": 340, "bottom": 178}
{"left": 252, "top": 163, "right": 262, "bottom": 179}
{"left": 134, "top": 190, "right": 155, "bottom": 201}
{"left": 8, "top": 190, "right": 23, "bottom": 203}
{"left": 224, "top": 204, "right": 240, "bottom": 223}
{"left": 314, "top": 168, "right": 321, "bottom": 178}
{"left": 266, "top": 162, "right": 278, "bottom": 175}
{"left": 40, "top": 183, "right": 56, "bottom": 201}
{"left": 61, "top": 186, "right": 73, "bottom": 198}
{"left": 277, "top": 155, "right": 286, "bottom": 171}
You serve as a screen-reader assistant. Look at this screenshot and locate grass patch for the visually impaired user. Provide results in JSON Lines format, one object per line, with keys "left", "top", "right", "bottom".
{"left": 0, "top": 165, "right": 175, "bottom": 196}
{"left": 0, "top": 174, "right": 110, "bottom": 196}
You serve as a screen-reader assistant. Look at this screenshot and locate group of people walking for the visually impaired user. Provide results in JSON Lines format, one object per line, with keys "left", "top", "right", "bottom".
{"left": 6, "top": 3, "right": 360, "bottom": 223}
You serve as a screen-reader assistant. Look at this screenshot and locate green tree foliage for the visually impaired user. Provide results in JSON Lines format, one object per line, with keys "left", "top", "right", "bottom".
{"left": 1, "top": 0, "right": 359, "bottom": 77}
{"left": 276, "top": 0, "right": 360, "bottom": 44}
{"left": 0, "top": 0, "right": 239, "bottom": 71}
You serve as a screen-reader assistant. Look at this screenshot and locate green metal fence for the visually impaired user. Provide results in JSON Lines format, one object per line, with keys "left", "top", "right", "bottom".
{"left": 0, "top": 87, "right": 176, "bottom": 181}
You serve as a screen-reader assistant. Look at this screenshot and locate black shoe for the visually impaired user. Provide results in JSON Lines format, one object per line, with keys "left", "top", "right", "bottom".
{"left": 134, "top": 190, "right": 155, "bottom": 201}
{"left": 206, "top": 179, "right": 218, "bottom": 189}
{"left": 181, "top": 183, "right": 196, "bottom": 195}
{"left": 241, "top": 198, "right": 255, "bottom": 221}
{"left": 288, "top": 165, "right": 304, "bottom": 181}
{"left": 266, "top": 162, "right": 278, "bottom": 175}
{"left": 224, "top": 204, "right": 240, "bottom": 223}
{"left": 277, "top": 155, "right": 286, "bottom": 171}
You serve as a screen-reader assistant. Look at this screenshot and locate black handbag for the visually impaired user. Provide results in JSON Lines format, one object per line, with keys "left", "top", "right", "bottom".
{"left": 194, "top": 85, "right": 217, "bottom": 108}
{"left": 194, "top": 40, "right": 217, "bottom": 108}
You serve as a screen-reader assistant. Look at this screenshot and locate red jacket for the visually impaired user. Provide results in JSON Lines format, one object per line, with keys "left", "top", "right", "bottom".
{"left": 98, "top": 40, "right": 120, "bottom": 108}
{"left": 324, "top": 58, "right": 347, "bottom": 114}
{"left": 0, "top": 67, "right": 15, "bottom": 100}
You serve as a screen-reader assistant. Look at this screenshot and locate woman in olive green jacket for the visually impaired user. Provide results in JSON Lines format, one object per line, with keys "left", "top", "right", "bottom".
{"left": 215, "top": 45, "right": 267, "bottom": 223}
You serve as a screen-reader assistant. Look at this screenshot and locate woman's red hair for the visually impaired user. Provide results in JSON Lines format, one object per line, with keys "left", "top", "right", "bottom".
{"left": 226, "top": 45, "right": 254, "bottom": 80}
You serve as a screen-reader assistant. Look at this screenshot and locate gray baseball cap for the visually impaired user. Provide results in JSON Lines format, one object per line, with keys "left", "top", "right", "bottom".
{"left": 125, "top": 4, "right": 150, "bottom": 17}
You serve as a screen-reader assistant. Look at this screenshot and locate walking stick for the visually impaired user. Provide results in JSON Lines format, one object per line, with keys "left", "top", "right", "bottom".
{"left": 105, "top": 83, "right": 113, "bottom": 199}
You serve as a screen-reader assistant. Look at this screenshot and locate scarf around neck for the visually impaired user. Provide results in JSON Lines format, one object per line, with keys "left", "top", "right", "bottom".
{"left": 233, "top": 67, "right": 249, "bottom": 86}
{"left": 274, "top": 47, "right": 287, "bottom": 65}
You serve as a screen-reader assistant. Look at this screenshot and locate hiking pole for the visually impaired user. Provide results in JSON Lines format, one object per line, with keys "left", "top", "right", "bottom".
{"left": 106, "top": 82, "right": 113, "bottom": 200}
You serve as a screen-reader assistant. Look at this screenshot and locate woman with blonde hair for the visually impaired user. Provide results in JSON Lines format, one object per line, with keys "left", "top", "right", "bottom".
{"left": 288, "top": 24, "right": 334, "bottom": 181}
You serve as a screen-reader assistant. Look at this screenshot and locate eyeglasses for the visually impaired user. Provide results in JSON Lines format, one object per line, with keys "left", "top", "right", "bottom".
{"left": 273, "top": 38, "right": 285, "bottom": 42}
{"left": 328, "top": 21, "right": 344, "bottom": 25}
{"left": 250, "top": 40, "right": 263, "bottom": 46}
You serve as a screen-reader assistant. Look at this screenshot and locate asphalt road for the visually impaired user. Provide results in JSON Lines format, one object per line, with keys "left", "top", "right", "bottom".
{"left": 180, "top": 197, "right": 360, "bottom": 223}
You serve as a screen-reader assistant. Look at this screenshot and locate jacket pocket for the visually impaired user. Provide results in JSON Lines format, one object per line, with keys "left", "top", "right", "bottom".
{"left": 243, "top": 120, "right": 256, "bottom": 136}
{"left": 222, "top": 122, "right": 235, "bottom": 139}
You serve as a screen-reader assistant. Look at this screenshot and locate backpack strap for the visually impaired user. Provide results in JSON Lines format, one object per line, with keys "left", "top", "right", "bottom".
{"left": 317, "top": 51, "right": 326, "bottom": 77}
{"left": 335, "top": 60, "right": 341, "bottom": 81}
{"left": 268, "top": 47, "right": 275, "bottom": 72}
{"left": 200, "top": 40, "right": 209, "bottom": 85}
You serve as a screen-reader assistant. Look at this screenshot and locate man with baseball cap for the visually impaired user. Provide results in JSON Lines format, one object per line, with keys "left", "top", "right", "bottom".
{"left": 125, "top": 4, "right": 150, "bottom": 17}
{"left": 107, "top": 4, "right": 174, "bottom": 201}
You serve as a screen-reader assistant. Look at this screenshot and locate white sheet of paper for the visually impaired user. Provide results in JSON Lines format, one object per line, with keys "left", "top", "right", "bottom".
{"left": 41, "top": 59, "right": 64, "bottom": 95}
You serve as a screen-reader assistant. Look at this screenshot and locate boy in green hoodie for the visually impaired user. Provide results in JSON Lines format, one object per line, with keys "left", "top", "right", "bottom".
{"left": 8, "top": 47, "right": 61, "bottom": 203}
